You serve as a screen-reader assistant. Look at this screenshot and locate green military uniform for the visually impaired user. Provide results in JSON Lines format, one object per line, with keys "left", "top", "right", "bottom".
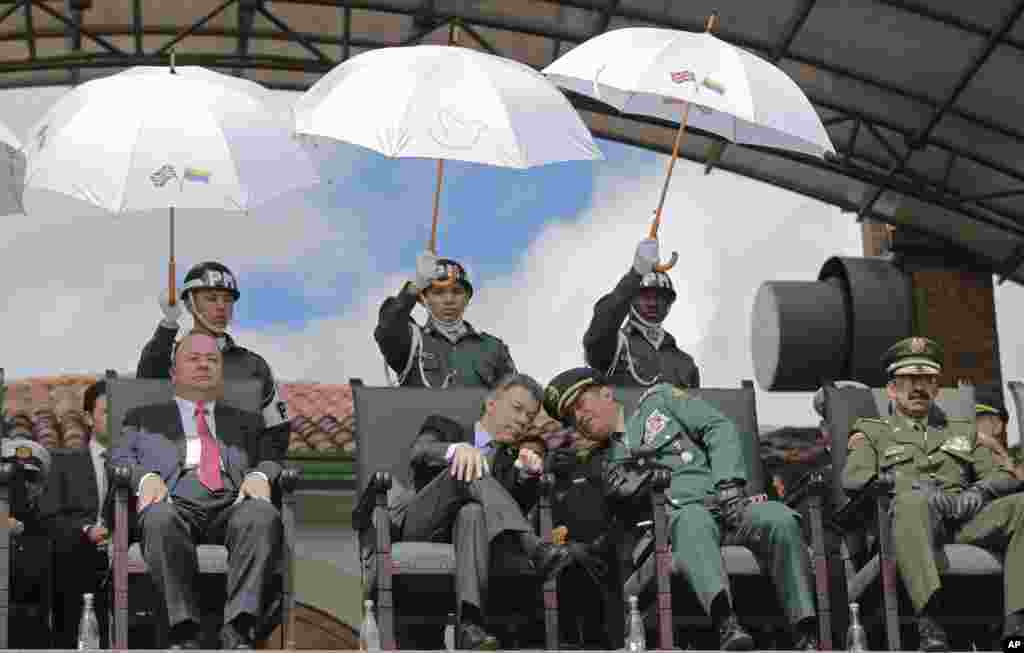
{"left": 543, "top": 369, "right": 815, "bottom": 628}
{"left": 613, "top": 383, "right": 816, "bottom": 624}
{"left": 374, "top": 258, "right": 516, "bottom": 389}
{"left": 842, "top": 337, "right": 1024, "bottom": 621}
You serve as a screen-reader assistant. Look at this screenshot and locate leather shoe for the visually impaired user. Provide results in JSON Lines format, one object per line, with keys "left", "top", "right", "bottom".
{"left": 918, "top": 615, "right": 950, "bottom": 652}
{"left": 793, "top": 631, "right": 819, "bottom": 651}
{"left": 221, "top": 619, "right": 255, "bottom": 650}
{"left": 718, "top": 615, "right": 755, "bottom": 651}
{"left": 531, "top": 542, "right": 573, "bottom": 578}
{"left": 168, "top": 621, "right": 200, "bottom": 649}
{"left": 458, "top": 621, "right": 499, "bottom": 650}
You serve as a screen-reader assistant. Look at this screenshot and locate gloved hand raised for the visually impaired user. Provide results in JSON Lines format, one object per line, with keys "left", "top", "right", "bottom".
{"left": 414, "top": 251, "right": 441, "bottom": 292}
{"left": 158, "top": 288, "right": 182, "bottom": 329}
{"left": 633, "top": 238, "right": 659, "bottom": 276}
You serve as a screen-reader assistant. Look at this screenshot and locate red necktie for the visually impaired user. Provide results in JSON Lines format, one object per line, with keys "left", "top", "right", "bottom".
{"left": 194, "top": 400, "right": 223, "bottom": 491}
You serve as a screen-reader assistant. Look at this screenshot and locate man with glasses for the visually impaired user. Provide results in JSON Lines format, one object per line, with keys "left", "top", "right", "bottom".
{"left": 843, "top": 337, "right": 1024, "bottom": 651}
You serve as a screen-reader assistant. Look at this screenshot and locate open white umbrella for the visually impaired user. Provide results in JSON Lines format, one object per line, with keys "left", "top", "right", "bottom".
{"left": 0, "top": 120, "right": 25, "bottom": 216}
{"left": 294, "top": 38, "right": 602, "bottom": 284}
{"left": 544, "top": 15, "right": 834, "bottom": 271}
{"left": 22, "top": 57, "right": 320, "bottom": 303}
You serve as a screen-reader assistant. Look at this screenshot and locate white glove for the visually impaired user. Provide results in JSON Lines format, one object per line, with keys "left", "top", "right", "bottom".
{"left": 158, "top": 288, "right": 183, "bottom": 328}
{"left": 633, "top": 238, "right": 659, "bottom": 276}
{"left": 414, "top": 251, "right": 441, "bottom": 291}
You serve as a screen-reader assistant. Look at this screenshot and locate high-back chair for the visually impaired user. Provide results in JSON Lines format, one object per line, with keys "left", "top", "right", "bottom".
{"left": 617, "top": 381, "right": 832, "bottom": 650}
{"left": 105, "top": 374, "right": 299, "bottom": 650}
{"left": 824, "top": 383, "right": 1003, "bottom": 651}
{"left": 350, "top": 380, "right": 558, "bottom": 650}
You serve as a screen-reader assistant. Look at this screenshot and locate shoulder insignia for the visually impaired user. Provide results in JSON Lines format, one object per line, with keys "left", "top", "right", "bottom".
{"left": 641, "top": 409, "right": 670, "bottom": 445}
{"left": 883, "top": 445, "right": 906, "bottom": 457}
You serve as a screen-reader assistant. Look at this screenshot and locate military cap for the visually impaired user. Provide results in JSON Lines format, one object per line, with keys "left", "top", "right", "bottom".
{"left": 1, "top": 436, "right": 51, "bottom": 478}
{"left": 975, "top": 384, "right": 1009, "bottom": 420}
{"left": 544, "top": 367, "right": 608, "bottom": 426}
{"left": 882, "top": 337, "right": 943, "bottom": 377}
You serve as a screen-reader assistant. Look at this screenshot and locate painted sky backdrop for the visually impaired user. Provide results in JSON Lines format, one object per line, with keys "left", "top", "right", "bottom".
{"left": 2, "top": 86, "right": 1024, "bottom": 438}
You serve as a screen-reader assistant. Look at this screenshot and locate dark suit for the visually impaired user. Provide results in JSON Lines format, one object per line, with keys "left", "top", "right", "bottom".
{"left": 387, "top": 416, "right": 535, "bottom": 621}
{"left": 39, "top": 447, "right": 111, "bottom": 649}
{"left": 110, "top": 401, "right": 283, "bottom": 630}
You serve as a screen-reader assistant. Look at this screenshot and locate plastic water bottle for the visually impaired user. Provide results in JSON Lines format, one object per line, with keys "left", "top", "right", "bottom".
{"left": 360, "top": 599, "right": 381, "bottom": 651}
{"left": 77, "top": 593, "right": 100, "bottom": 650}
{"left": 625, "top": 595, "right": 646, "bottom": 653}
{"left": 846, "top": 602, "right": 868, "bottom": 652}
{"left": 444, "top": 612, "right": 456, "bottom": 651}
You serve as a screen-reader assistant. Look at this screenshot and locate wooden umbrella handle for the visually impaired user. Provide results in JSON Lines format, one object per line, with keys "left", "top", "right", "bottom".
{"left": 428, "top": 158, "right": 457, "bottom": 289}
{"left": 168, "top": 207, "right": 176, "bottom": 305}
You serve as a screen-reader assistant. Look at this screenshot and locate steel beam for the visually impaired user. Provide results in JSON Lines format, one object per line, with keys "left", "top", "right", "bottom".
{"left": 771, "top": 0, "right": 817, "bottom": 62}
{"left": 153, "top": 0, "right": 238, "bottom": 55}
{"left": 22, "top": 0, "right": 34, "bottom": 60}
{"left": 27, "top": 0, "right": 124, "bottom": 54}
{"left": 257, "top": 5, "right": 334, "bottom": 64}
{"left": 997, "top": 243, "right": 1024, "bottom": 284}
{"left": 856, "top": 0, "right": 1024, "bottom": 220}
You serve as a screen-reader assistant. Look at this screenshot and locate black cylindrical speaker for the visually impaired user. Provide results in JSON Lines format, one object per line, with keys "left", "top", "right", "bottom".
{"left": 751, "top": 256, "right": 912, "bottom": 390}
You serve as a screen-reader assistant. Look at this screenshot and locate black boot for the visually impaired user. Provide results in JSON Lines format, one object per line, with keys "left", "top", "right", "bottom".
{"left": 918, "top": 614, "right": 950, "bottom": 652}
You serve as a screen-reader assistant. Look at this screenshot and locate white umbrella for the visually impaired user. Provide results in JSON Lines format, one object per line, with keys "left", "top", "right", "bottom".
{"left": 22, "top": 59, "right": 320, "bottom": 302}
{"left": 544, "top": 15, "right": 834, "bottom": 271}
{"left": 0, "top": 120, "right": 25, "bottom": 216}
{"left": 294, "top": 40, "right": 602, "bottom": 280}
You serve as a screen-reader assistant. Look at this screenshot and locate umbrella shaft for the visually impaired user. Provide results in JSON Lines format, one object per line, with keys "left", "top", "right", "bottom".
{"left": 652, "top": 101, "right": 691, "bottom": 237}
{"left": 429, "top": 158, "right": 445, "bottom": 253}
{"left": 169, "top": 207, "right": 176, "bottom": 306}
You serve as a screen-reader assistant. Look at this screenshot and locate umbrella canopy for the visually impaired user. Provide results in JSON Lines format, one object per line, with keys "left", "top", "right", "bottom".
{"left": 0, "top": 120, "right": 24, "bottom": 216}
{"left": 293, "top": 44, "right": 603, "bottom": 168}
{"left": 22, "top": 65, "right": 320, "bottom": 215}
{"left": 544, "top": 27, "right": 834, "bottom": 159}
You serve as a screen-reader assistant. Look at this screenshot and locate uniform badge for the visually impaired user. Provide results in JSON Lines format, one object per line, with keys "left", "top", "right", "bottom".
{"left": 672, "top": 387, "right": 689, "bottom": 400}
{"left": 910, "top": 337, "right": 927, "bottom": 354}
{"left": 884, "top": 445, "right": 906, "bottom": 457}
{"left": 545, "top": 385, "right": 560, "bottom": 409}
{"left": 943, "top": 435, "right": 971, "bottom": 452}
{"left": 642, "top": 409, "right": 668, "bottom": 444}
{"left": 679, "top": 451, "right": 694, "bottom": 464}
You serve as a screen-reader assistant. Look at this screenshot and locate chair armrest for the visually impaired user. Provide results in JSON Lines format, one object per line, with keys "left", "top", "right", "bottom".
{"left": 784, "top": 468, "right": 830, "bottom": 510}
{"left": 352, "top": 471, "right": 391, "bottom": 532}
{"left": 829, "top": 473, "right": 893, "bottom": 533}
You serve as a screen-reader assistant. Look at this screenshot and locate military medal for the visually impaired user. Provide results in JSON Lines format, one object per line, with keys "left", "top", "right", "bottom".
{"left": 680, "top": 451, "right": 694, "bottom": 464}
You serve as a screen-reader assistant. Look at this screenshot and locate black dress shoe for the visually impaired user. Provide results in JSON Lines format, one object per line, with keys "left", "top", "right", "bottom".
{"left": 718, "top": 615, "right": 755, "bottom": 651}
{"left": 531, "top": 542, "right": 574, "bottom": 578}
{"left": 793, "top": 631, "right": 820, "bottom": 651}
{"left": 918, "top": 615, "right": 950, "bottom": 652}
{"left": 168, "top": 621, "right": 201, "bottom": 649}
{"left": 221, "top": 619, "right": 255, "bottom": 650}
{"left": 458, "top": 622, "right": 500, "bottom": 650}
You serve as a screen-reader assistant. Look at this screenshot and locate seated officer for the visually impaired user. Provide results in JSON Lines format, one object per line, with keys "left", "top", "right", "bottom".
{"left": 544, "top": 368, "right": 818, "bottom": 651}
{"left": 583, "top": 238, "right": 699, "bottom": 388}
{"left": 974, "top": 384, "right": 1024, "bottom": 480}
{"left": 375, "top": 251, "right": 515, "bottom": 388}
{"left": 843, "top": 337, "right": 1024, "bottom": 650}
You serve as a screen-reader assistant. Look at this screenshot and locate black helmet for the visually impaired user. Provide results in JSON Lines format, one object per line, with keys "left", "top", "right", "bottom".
{"left": 638, "top": 271, "right": 676, "bottom": 303}
{"left": 426, "top": 258, "right": 473, "bottom": 299}
{"left": 181, "top": 261, "right": 240, "bottom": 302}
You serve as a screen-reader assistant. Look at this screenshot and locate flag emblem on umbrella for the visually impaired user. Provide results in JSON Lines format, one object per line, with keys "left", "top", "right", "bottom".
{"left": 184, "top": 167, "right": 211, "bottom": 183}
{"left": 670, "top": 70, "right": 695, "bottom": 84}
{"left": 150, "top": 164, "right": 177, "bottom": 188}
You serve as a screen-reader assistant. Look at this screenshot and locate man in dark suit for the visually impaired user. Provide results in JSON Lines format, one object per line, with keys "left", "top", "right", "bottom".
{"left": 110, "top": 332, "right": 283, "bottom": 650}
{"left": 38, "top": 380, "right": 112, "bottom": 648}
{"left": 386, "top": 373, "right": 573, "bottom": 650}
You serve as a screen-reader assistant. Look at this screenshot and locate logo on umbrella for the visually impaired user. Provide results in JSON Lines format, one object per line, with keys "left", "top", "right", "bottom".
{"left": 670, "top": 70, "right": 695, "bottom": 84}
{"left": 150, "top": 164, "right": 177, "bottom": 188}
{"left": 429, "top": 106, "right": 487, "bottom": 150}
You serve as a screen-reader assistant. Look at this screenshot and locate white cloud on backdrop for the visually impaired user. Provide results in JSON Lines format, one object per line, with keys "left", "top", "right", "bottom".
{"left": 2, "top": 87, "right": 1024, "bottom": 438}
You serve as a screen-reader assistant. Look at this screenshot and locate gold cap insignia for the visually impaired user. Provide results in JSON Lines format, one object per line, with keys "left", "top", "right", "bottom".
{"left": 545, "top": 385, "right": 560, "bottom": 409}
{"left": 910, "top": 337, "right": 927, "bottom": 354}
{"left": 14, "top": 446, "right": 31, "bottom": 459}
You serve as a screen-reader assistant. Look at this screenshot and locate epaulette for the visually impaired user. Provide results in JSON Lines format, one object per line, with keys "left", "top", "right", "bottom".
{"left": 854, "top": 417, "right": 888, "bottom": 426}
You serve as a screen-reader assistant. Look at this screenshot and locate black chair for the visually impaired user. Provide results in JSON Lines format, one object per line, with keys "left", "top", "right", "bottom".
{"left": 104, "top": 374, "right": 300, "bottom": 650}
{"left": 350, "top": 380, "right": 558, "bottom": 650}
{"left": 824, "top": 383, "right": 1002, "bottom": 651}
{"left": 618, "top": 381, "right": 832, "bottom": 650}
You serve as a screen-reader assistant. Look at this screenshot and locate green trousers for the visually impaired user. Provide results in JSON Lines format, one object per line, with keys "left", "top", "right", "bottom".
{"left": 891, "top": 491, "right": 1024, "bottom": 616}
{"left": 668, "top": 501, "right": 816, "bottom": 625}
